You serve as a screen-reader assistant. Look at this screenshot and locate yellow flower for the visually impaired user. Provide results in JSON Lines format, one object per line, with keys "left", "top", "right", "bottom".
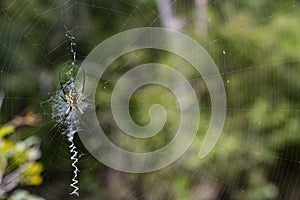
{"left": 22, "top": 163, "right": 44, "bottom": 186}
{"left": 0, "top": 125, "right": 15, "bottom": 138}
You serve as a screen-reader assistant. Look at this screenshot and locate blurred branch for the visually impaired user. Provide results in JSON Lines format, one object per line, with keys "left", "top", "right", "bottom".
{"left": 0, "top": 92, "right": 40, "bottom": 128}
{"left": 156, "top": 0, "right": 182, "bottom": 30}
{"left": 0, "top": 164, "right": 28, "bottom": 193}
{"left": 4, "top": 109, "right": 41, "bottom": 127}
{"left": 194, "top": 0, "right": 208, "bottom": 35}
{"left": 0, "top": 91, "right": 4, "bottom": 110}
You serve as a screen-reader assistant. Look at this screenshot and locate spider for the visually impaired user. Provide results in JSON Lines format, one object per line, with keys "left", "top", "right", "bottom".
{"left": 59, "top": 70, "right": 85, "bottom": 123}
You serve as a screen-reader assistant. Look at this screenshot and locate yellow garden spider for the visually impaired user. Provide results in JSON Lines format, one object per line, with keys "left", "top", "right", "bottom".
{"left": 57, "top": 70, "right": 86, "bottom": 197}
{"left": 59, "top": 70, "right": 85, "bottom": 123}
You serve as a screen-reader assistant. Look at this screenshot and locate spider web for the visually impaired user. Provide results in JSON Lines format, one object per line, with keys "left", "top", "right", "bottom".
{"left": 1, "top": 0, "right": 300, "bottom": 199}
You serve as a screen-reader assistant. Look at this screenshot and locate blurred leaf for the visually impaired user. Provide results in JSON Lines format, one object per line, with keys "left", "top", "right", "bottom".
{"left": 0, "top": 126, "right": 15, "bottom": 138}
{"left": 8, "top": 190, "right": 45, "bottom": 200}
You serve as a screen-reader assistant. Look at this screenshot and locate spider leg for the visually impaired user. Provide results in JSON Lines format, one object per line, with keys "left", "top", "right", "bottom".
{"left": 74, "top": 104, "right": 84, "bottom": 115}
{"left": 59, "top": 72, "right": 68, "bottom": 96}
{"left": 77, "top": 93, "right": 90, "bottom": 104}
{"left": 81, "top": 68, "right": 85, "bottom": 94}
{"left": 60, "top": 95, "right": 67, "bottom": 102}
{"left": 77, "top": 68, "right": 85, "bottom": 102}
{"left": 74, "top": 104, "right": 96, "bottom": 131}
{"left": 77, "top": 93, "right": 83, "bottom": 103}
{"left": 62, "top": 106, "right": 72, "bottom": 121}
{"left": 59, "top": 72, "right": 73, "bottom": 102}
{"left": 55, "top": 106, "right": 72, "bottom": 133}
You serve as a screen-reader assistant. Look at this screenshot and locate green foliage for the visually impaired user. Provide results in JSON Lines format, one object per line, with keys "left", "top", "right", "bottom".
{"left": 0, "top": 123, "right": 44, "bottom": 199}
